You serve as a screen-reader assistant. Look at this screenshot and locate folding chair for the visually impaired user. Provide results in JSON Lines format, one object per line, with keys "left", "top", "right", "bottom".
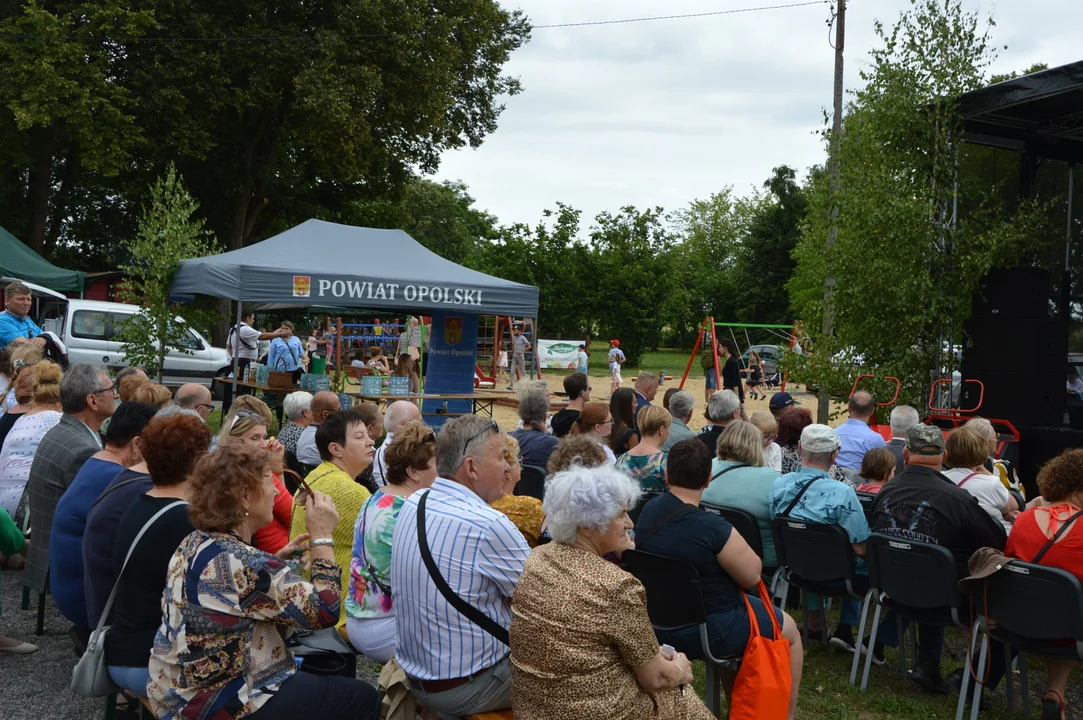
{"left": 854, "top": 491, "right": 876, "bottom": 521}
{"left": 772, "top": 518, "right": 872, "bottom": 674}
{"left": 623, "top": 549, "right": 740, "bottom": 718}
{"left": 513, "top": 465, "right": 547, "bottom": 501}
{"left": 968, "top": 561, "right": 1083, "bottom": 720}
{"left": 701, "top": 502, "right": 782, "bottom": 599}
{"left": 861, "top": 535, "right": 974, "bottom": 719}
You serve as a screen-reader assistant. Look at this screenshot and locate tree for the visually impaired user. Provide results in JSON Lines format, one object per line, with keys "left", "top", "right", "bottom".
{"left": 113, "top": 165, "right": 221, "bottom": 381}
{"left": 787, "top": 0, "right": 1058, "bottom": 408}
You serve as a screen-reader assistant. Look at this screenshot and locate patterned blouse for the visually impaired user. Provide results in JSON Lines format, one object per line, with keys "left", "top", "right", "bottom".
{"left": 147, "top": 531, "right": 341, "bottom": 719}
{"left": 276, "top": 421, "right": 306, "bottom": 458}
{"left": 614, "top": 451, "right": 669, "bottom": 493}
{"left": 347, "top": 490, "right": 407, "bottom": 620}
{"left": 490, "top": 494, "right": 546, "bottom": 548}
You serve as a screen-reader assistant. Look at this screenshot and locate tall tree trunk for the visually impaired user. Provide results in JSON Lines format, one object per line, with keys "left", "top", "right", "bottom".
{"left": 45, "top": 147, "right": 79, "bottom": 257}
{"left": 27, "top": 122, "right": 56, "bottom": 255}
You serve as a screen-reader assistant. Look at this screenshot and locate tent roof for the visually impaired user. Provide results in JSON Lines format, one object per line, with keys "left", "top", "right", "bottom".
{"left": 0, "top": 226, "right": 85, "bottom": 293}
{"left": 170, "top": 220, "right": 539, "bottom": 317}
{"left": 957, "top": 60, "right": 1083, "bottom": 163}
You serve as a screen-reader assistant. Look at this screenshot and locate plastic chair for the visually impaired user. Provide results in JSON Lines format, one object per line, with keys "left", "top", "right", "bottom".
{"left": 701, "top": 502, "right": 763, "bottom": 558}
{"left": 854, "top": 491, "right": 877, "bottom": 520}
{"left": 628, "top": 491, "right": 663, "bottom": 524}
{"left": 967, "top": 561, "right": 1083, "bottom": 720}
{"left": 622, "top": 549, "right": 740, "bottom": 717}
{"left": 861, "top": 535, "right": 974, "bottom": 720}
{"left": 771, "top": 518, "right": 872, "bottom": 667}
{"left": 514, "top": 465, "right": 547, "bottom": 500}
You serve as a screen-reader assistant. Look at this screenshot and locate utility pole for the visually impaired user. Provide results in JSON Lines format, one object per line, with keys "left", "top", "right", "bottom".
{"left": 818, "top": 0, "right": 846, "bottom": 424}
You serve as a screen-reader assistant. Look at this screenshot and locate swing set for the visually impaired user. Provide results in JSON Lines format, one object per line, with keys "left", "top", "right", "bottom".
{"left": 678, "top": 317, "right": 800, "bottom": 393}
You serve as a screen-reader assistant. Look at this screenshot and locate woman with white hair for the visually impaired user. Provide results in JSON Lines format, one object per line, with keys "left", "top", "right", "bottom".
{"left": 509, "top": 465, "right": 712, "bottom": 720}
{"left": 277, "top": 391, "right": 314, "bottom": 459}
{"left": 964, "top": 416, "right": 1024, "bottom": 496}
{"left": 511, "top": 380, "right": 559, "bottom": 470}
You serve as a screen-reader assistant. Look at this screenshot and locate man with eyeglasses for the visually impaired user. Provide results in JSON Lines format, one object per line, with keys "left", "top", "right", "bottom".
{"left": 24, "top": 364, "right": 116, "bottom": 605}
{"left": 391, "top": 415, "right": 529, "bottom": 717}
{"left": 174, "top": 383, "right": 214, "bottom": 422}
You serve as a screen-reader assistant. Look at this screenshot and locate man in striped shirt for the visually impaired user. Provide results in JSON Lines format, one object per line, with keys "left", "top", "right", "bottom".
{"left": 391, "top": 415, "right": 529, "bottom": 716}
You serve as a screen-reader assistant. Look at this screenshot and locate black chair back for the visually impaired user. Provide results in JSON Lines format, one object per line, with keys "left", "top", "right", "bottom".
{"left": 772, "top": 518, "right": 855, "bottom": 583}
{"left": 855, "top": 491, "right": 876, "bottom": 519}
{"left": 629, "top": 491, "right": 663, "bottom": 524}
{"left": 515, "top": 465, "right": 547, "bottom": 500}
{"left": 702, "top": 502, "right": 764, "bottom": 559}
{"left": 983, "top": 561, "right": 1083, "bottom": 642}
{"left": 622, "top": 549, "right": 706, "bottom": 630}
{"left": 866, "top": 534, "right": 962, "bottom": 609}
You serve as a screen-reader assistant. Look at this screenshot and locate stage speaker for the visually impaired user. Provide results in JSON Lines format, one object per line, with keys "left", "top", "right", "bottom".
{"left": 962, "top": 319, "right": 1067, "bottom": 374}
{"left": 958, "top": 370, "right": 1064, "bottom": 427}
{"left": 971, "top": 267, "right": 1051, "bottom": 320}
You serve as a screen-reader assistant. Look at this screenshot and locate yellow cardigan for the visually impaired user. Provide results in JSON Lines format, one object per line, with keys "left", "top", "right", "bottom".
{"left": 289, "top": 460, "right": 371, "bottom": 627}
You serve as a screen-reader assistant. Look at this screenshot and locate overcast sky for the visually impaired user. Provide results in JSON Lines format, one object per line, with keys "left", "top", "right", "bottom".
{"left": 433, "top": 0, "right": 1083, "bottom": 229}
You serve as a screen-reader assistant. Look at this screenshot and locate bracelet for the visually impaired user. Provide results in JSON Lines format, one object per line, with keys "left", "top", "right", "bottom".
{"left": 310, "top": 538, "right": 335, "bottom": 548}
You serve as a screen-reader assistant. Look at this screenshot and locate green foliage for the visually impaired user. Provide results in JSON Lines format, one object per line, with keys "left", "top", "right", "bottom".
{"left": 113, "top": 165, "right": 222, "bottom": 381}
{"left": 787, "top": 0, "right": 1060, "bottom": 408}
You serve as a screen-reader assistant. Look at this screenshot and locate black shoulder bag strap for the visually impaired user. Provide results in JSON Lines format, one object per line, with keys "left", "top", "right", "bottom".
{"left": 634, "top": 501, "right": 699, "bottom": 546}
{"left": 710, "top": 463, "right": 750, "bottom": 483}
{"left": 417, "top": 491, "right": 510, "bottom": 647}
{"left": 1031, "top": 509, "right": 1083, "bottom": 564}
{"left": 780, "top": 475, "right": 824, "bottom": 518}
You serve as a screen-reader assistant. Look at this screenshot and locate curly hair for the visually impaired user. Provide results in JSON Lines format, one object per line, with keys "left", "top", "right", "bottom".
{"left": 502, "top": 433, "right": 520, "bottom": 467}
{"left": 777, "top": 407, "right": 813, "bottom": 447}
{"left": 547, "top": 435, "right": 608, "bottom": 474}
{"left": 140, "top": 414, "right": 214, "bottom": 487}
{"left": 118, "top": 374, "right": 149, "bottom": 403}
{"left": 189, "top": 444, "right": 277, "bottom": 532}
{"left": 1036, "top": 448, "right": 1083, "bottom": 502}
{"left": 130, "top": 382, "right": 172, "bottom": 408}
{"left": 226, "top": 395, "right": 274, "bottom": 427}
{"left": 384, "top": 420, "right": 437, "bottom": 485}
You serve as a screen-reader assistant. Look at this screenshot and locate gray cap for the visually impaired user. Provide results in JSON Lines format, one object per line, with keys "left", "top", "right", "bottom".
{"left": 800, "top": 424, "right": 841, "bottom": 454}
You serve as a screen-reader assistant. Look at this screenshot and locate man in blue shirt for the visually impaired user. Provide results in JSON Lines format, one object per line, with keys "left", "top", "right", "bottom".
{"left": 0, "top": 282, "right": 44, "bottom": 348}
{"left": 770, "top": 423, "right": 871, "bottom": 653}
{"left": 835, "top": 391, "right": 887, "bottom": 471}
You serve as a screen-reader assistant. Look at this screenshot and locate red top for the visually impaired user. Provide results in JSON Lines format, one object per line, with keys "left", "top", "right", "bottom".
{"left": 1005, "top": 504, "right": 1083, "bottom": 583}
{"left": 856, "top": 483, "right": 883, "bottom": 494}
{"left": 252, "top": 473, "right": 294, "bottom": 555}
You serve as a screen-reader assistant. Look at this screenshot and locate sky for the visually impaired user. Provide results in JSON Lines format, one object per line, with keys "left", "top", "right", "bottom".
{"left": 433, "top": 0, "right": 1083, "bottom": 229}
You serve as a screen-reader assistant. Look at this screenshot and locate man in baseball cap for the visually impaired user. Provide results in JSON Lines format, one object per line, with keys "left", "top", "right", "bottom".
{"left": 768, "top": 391, "right": 799, "bottom": 420}
{"left": 863, "top": 424, "right": 1006, "bottom": 693}
{"left": 768, "top": 423, "right": 871, "bottom": 653}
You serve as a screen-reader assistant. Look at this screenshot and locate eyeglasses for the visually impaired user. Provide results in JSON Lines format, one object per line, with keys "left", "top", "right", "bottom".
{"left": 460, "top": 419, "right": 499, "bottom": 460}
{"left": 93, "top": 384, "right": 119, "bottom": 397}
{"left": 600, "top": 417, "right": 614, "bottom": 425}
{"left": 229, "top": 411, "right": 259, "bottom": 431}
{"left": 196, "top": 403, "right": 215, "bottom": 411}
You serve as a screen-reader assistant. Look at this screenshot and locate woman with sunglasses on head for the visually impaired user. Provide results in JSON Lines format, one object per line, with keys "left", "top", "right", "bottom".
{"left": 569, "top": 402, "right": 618, "bottom": 463}
{"left": 218, "top": 411, "right": 294, "bottom": 554}
{"left": 345, "top": 420, "right": 436, "bottom": 661}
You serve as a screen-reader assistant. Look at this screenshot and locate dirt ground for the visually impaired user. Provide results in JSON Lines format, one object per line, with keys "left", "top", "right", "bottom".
{"left": 490, "top": 373, "right": 847, "bottom": 430}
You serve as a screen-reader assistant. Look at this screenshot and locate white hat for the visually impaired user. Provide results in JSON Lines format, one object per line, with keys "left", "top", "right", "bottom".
{"left": 800, "top": 424, "right": 841, "bottom": 454}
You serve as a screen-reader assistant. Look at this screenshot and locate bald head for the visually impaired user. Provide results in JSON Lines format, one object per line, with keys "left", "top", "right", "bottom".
{"left": 311, "top": 391, "right": 341, "bottom": 424}
{"left": 384, "top": 400, "right": 422, "bottom": 435}
{"left": 849, "top": 391, "right": 876, "bottom": 420}
{"left": 175, "top": 383, "right": 212, "bottom": 420}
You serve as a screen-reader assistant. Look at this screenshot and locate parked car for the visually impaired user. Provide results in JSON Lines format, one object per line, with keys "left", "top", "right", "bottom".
{"left": 0, "top": 278, "right": 230, "bottom": 389}
{"left": 740, "top": 343, "right": 803, "bottom": 378}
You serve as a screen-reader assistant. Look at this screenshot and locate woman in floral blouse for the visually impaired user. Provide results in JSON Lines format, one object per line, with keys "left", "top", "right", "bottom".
{"left": 147, "top": 444, "right": 379, "bottom": 720}
{"left": 345, "top": 420, "right": 437, "bottom": 662}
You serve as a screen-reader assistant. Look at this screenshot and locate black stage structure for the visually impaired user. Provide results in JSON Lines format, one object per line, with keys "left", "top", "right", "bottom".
{"left": 954, "top": 61, "right": 1083, "bottom": 492}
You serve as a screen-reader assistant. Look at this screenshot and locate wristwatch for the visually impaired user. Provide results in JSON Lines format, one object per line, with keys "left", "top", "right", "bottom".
{"left": 310, "top": 538, "right": 335, "bottom": 549}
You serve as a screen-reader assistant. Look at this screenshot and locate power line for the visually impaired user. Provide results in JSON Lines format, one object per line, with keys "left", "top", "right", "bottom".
{"left": 0, "top": 1, "right": 831, "bottom": 43}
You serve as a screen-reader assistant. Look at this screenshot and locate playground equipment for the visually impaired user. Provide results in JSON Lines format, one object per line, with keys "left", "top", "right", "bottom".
{"left": 848, "top": 374, "right": 901, "bottom": 442}
{"left": 678, "top": 318, "right": 798, "bottom": 392}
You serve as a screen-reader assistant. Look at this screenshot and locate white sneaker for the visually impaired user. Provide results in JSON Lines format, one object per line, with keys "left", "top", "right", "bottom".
{"left": 0, "top": 641, "right": 39, "bottom": 654}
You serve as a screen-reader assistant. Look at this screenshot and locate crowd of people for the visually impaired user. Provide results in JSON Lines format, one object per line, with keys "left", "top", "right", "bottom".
{"left": 0, "top": 290, "right": 1080, "bottom": 720}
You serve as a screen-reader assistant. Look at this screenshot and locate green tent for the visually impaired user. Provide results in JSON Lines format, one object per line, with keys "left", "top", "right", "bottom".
{"left": 0, "top": 226, "right": 84, "bottom": 293}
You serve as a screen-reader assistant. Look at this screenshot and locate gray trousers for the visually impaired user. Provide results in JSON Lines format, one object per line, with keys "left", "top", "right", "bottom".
{"left": 511, "top": 354, "right": 527, "bottom": 383}
{"left": 410, "top": 656, "right": 512, "bottom": 718}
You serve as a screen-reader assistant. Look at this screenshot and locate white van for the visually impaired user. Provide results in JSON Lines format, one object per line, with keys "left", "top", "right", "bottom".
{"left": 1, "top": 278, "right": 231, "bottom": 389}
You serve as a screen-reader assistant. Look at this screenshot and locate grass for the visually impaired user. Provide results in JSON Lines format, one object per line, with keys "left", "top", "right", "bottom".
{"left": 561, "top": 347, "right": 704, "bottom": 378}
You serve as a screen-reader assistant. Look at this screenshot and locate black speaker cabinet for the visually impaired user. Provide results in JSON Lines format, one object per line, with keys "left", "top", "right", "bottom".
{"left": 962, "top": 319, "right": 1067, "bottom": 375}
{"left": 958, "top": 370, "right": 1064, "bottom": 427}
{"left": 971, "top": 267, "right": 1051, "bottom": 320}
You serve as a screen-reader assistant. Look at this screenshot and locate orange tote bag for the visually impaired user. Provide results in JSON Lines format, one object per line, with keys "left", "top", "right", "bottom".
{"left": 728, "top": 581, "right": 792, "bottom": 720}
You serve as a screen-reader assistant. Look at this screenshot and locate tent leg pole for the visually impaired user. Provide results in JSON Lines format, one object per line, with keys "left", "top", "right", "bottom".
{"left": 229, "top": 302, "right": 241, "bottom": 412}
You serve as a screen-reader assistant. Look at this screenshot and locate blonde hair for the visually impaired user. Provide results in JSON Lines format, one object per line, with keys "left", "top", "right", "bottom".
{"left": 637, "top": 406, "right": 672, "bottom": 437}
{"left": 217, "top": 412, "right": 265, "bottom": 448}
{"left": 118, "top": 374, "right": 149, "bottom": 403}
{"left": 749, "top": 411, "right": 777, "bottom": 440}
{"left": 502, "top": 434, "right": 521, "bottom": 466}
{"left": 963, "top": 417, "right": 996, "bottom": 444}
{"left": 226, "top": 395, "right": 274, "bottom": 427}
{"left": 946, "top": 426, "right": 989, "bottom": 468}
{"left": 716, "top": 420, "right": 766, "bottom": 466}
{"left": 130, "top": 382, "right": 172, "bottom": 408}
{"left": 30, "top": 361, "right": 62, "bottom": 407}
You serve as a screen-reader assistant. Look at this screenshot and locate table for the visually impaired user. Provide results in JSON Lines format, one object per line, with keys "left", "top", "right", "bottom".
{"left": 213, "top": 377, "right": 296, "bottom": 396}
{"left": 348, "top": 391, "right": 512, "bottom": 418}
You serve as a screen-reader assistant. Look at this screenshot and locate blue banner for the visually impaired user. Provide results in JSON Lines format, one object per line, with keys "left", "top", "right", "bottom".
{"left": 422, "top": 311, "right": 477, "bottom": 428}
